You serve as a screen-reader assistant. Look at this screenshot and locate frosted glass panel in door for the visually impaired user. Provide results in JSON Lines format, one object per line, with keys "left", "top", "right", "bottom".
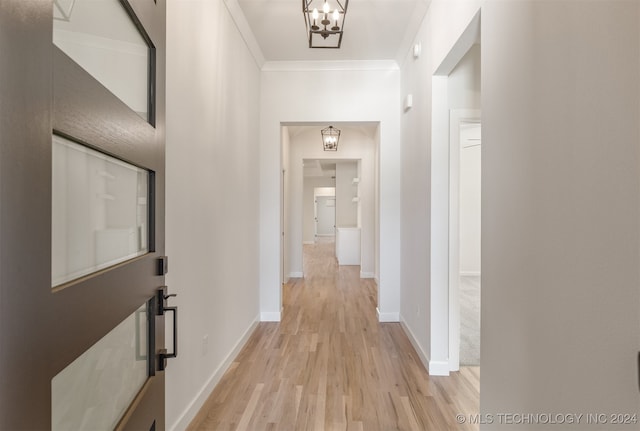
{"left": 53, "top": 0, "right": 151, "bottom": 120}
{"left": 52, "top": 303, "right": 149, "bottom": 430}
{"left": 52, "top": 135, "right": 149, "bottom": 287}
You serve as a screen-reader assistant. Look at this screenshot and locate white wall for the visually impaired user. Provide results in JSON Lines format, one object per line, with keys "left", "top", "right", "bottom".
{"left": 335, "top": 161, "right": 358, "bottom": 228}
{"left": 165, "top": 1, "right": 261, "bottom": 429}
{"left": 399, "top": 0, "right": 483, "bottom": 375}
{"left": 303, "top": 179, "right": 335, "bottom": 243}
{"left": 481, "top": 1, "right": 640, "bottom": 424}
{"left": 459, "top": 124, "right": 481, "bottom": 275}
{"left": 287, "top": 126, "right": 376, "bottom": 278}
{"left": 402, "top": 0, "right": 640, "bottom": 424}
{"left": 448, "top": 45, "right": 481, "bottom": 110}
{"left": 399, "top": 15, "right": 432, "bottom": 371}
{"left": 261, "top": 69, "right": 401, "bottom": 322}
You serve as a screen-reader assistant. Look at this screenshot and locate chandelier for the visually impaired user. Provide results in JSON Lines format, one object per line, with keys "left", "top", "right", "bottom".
{"left": 302, "top": 0, "right": 348, "bottom": 49}
{"left": 321, "top": 126, "right": 340, "bottom": 151}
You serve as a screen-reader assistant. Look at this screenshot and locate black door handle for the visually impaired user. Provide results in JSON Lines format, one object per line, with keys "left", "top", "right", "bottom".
{"left": 159, "top": 306, "right": 177, "bottom": 371}
{"left": 157, "top": 287, "right": 178, "bottom": 371}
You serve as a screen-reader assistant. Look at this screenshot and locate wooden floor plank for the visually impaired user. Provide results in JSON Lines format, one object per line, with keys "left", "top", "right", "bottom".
{"left": 188, "top": 241, "right": 479, "bottom": 430}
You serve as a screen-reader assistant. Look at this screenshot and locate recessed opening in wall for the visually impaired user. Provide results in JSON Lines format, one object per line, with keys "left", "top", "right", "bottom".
{"left": 280, "top": 122, "right": 380, "bottom": 302}
{"left": 431, "top": 10, "right": 481, "bottom": 377}
{"left": 450, "top": 113, "right": 481, "bottom": 369}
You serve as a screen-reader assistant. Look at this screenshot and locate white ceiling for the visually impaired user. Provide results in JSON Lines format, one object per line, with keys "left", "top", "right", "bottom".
{"left": 234, "top": 0, "right": 430, "bottom": 64}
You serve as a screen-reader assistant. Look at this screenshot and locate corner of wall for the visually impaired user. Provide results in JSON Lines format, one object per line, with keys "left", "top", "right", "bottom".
{"left": 168, "top": 316, "right": 260, "bottom": 431}
{"left": 222, "top": 0, "right": 266, "bottom": 69}
{"left": 400, "top": 316, "right": 449, "bottom": 377}
{"left": 260, "top": 311, "right": 282, "bottom": 322}
{"left": 426, "top": 360, "right": 450, "bottom": 376}
{"left": 376, "top": 308, "right": 400, "bottom": 322}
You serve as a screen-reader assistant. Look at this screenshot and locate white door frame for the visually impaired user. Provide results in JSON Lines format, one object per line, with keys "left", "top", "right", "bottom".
{"left": 429, "top": 10, "right": 481, "bottom": 376}
{"left": 313, "top": 187, "right": 336, "bottom": 238}
{"left": 449, "top": 109, "right": 481, "bottom": 371}
{"left": 281, "top": 168, "right": 285, "bottom": 285}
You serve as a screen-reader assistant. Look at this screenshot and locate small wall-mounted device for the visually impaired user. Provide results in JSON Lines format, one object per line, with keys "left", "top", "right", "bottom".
{"left": 404, "top": 94, "right": 413, "bottom": 112}
{"left": 413, "top": 43, "right": 422, "bottom": 59}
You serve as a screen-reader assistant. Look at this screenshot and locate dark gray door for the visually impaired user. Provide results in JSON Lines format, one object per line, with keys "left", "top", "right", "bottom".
{"left": 0, "top": 0, "right": 167, "bottom": 429}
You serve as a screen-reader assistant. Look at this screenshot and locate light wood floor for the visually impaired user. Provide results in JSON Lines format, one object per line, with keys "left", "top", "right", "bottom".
{"left": 188, "top": 241, "right": 479, "bottom": 430}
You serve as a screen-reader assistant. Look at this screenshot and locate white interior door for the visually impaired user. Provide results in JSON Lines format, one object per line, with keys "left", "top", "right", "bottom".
{"left": 315, "top": 196, "right": 336, "bottom": 237}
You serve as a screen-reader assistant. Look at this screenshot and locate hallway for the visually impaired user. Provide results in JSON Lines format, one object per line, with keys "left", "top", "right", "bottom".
{"left": 188, "top": 241, "right": 479, "bottom": 430}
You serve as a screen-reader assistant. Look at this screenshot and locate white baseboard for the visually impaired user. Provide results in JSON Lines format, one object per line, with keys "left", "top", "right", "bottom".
{"left": 289, "top": 271, "right": 303, "bottom": 278}
{"left": 374, "top": 276, "right": 380, "bottom": 285}
{"left": 376, "top": 308, "right": 400, "bottom": 322}
{"left": 428, "top": 360, "right": 450, "bottom": 376}
{"left": 360, "top": 271, "right": 375, "bottom": 279}
{"left": 303, "top": 241, "right": 314, "bottom": 245}
{"left": 460, "top": 271, "right": 481, "bottom": 277}
{"left": 399, "top": 317, "right": 429, "bottom": 370}
{"left": 260, "top": 311, "right": 281, "bottom": 322}
{"left": 168, "top": 316, "right": 260, "bottom": 431}
{"left": 400, "top": 315, "right": 449, "bottom": 376}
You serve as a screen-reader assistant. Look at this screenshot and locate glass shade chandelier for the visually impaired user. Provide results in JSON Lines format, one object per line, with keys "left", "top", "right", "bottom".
{"left": 321, "top": 126, "right": 340, "bottom": 151}
{"left": 302, "top": 0, "right": 348, "bottom": 48}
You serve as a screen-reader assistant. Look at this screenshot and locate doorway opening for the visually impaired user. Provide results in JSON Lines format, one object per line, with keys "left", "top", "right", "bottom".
{"left": 280, "top": 123, "right": 379, "bottom": 290}
{"left": 431, "top": 11, "right": 481, "bottom": 376}
{"left": 449, "top": 113, "right": 481, "bottom": 370}
{"left": 304, "top": 159, "right": 360, "bottom": 275}
{"left": 314, "top": 188, "right": 336, "bottom": 240}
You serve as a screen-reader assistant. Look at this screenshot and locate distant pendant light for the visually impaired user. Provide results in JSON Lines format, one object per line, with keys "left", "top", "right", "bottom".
{"left": 302, "top": 0, "right": 348, "bottom": 48}
{"left": 321, "top": 126, "right": 340, "bottom": 151}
